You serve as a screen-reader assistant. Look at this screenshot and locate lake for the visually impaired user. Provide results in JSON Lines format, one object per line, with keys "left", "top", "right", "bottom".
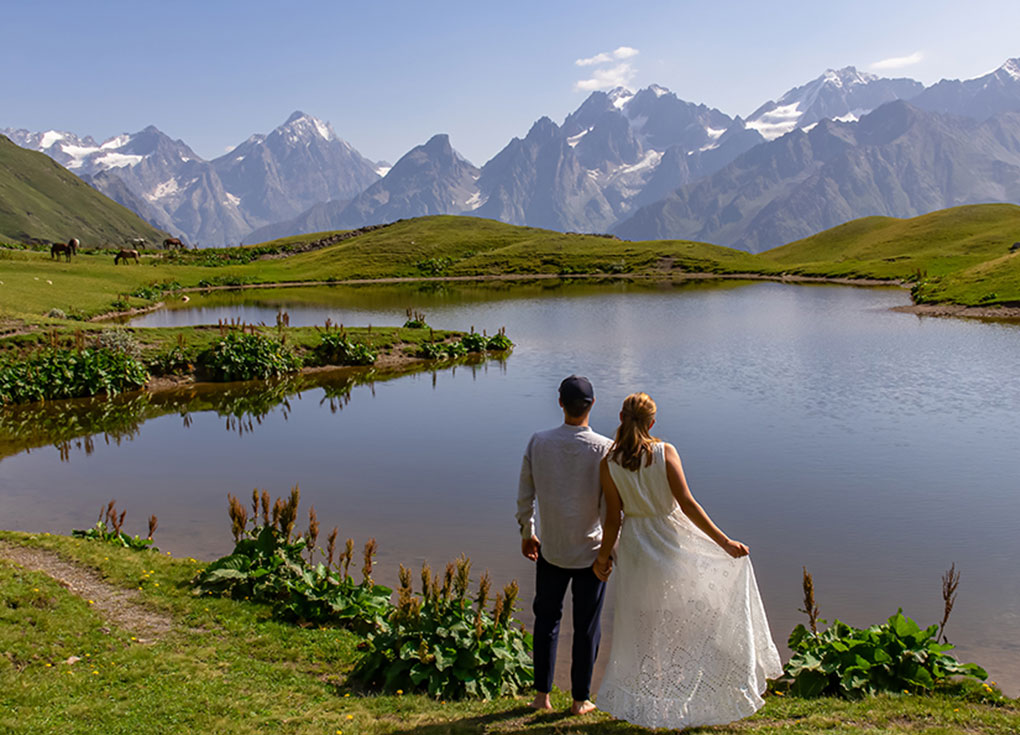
{"left": 2, "top": 278, "right": 1019, "bottom": 695}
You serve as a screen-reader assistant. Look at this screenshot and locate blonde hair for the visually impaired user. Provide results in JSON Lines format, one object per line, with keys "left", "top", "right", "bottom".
{"left": 608, "top": 393, "right": 659, "bottom": 472}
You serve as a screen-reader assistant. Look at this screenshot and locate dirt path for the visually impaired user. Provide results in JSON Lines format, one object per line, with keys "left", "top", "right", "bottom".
{"left": 0, "top": 540, "right": 176, "bottom": 641}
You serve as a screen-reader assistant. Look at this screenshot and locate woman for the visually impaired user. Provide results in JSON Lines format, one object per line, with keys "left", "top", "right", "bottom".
{"left": 593, "top": 393, "right": 782, "bottom": 729}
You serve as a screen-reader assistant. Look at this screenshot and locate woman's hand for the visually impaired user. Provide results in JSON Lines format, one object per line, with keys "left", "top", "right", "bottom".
{"left": 593, "top": 555, "right": 613, "bottom": 581}
{"left": 722, "top": 539, "right": 749, "bottom": 558}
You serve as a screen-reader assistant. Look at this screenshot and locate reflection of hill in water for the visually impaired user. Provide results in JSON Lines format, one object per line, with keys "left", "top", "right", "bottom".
{"left": 0, "top": 355, "right": 502, "bottom": 462}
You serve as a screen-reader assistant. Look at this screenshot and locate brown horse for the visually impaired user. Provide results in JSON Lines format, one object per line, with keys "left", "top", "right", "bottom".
{"left": 50, "top": 238, "right": 78, "bottom": 262}
{"left": 163, "top": 237, "right": 184, "bottom": 249}
{"left": 114, "top": 249, "right": 140, "bottom": 265}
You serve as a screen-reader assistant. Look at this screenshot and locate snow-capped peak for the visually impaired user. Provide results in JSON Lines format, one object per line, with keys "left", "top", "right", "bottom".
{"left": 277, "top": 111, "right": 336, "bottom": 142}
{"left": 608, "top": 86, "right": 635, "bottom": 109}
{"left": 998, "top": 58, "right": 1020, "bottom": 81}
{"left": 647, "top": 83, "right": 670, "bottom": 98}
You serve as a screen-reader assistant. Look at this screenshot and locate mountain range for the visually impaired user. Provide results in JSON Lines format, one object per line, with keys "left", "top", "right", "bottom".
{"left": 4, "top": 57, "right": 1020, "bottom": 251}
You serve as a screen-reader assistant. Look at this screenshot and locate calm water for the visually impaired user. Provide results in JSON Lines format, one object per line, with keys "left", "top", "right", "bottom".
{"left": 3, "top": 279, "right": 1019, "bottom": 694}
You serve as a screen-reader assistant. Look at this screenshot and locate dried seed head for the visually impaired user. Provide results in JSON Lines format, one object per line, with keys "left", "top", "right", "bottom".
{"left": 147, "top": 515, "right": 158, "bottom": 540}
{"left": 227, "top": 494, "right": 248, "bottom": 543}
{"left": 454, "top": 554, "right": 472, "bottom": 601}
{"left": 442, "top": 563, "right": 454, "bottom": 602}
{"left": 420, "top": 562, "right": 433, "bottom": 600}
{"left": 398, "top": 564, "right": 412, "bottom": 591}
{"left": 306, "top": 506, "right": 320, "bottom": 551}
{"left": 343, "top": 538, "right": 354, "bottom": 579}
{"left": 251, "top": 488, "right": 260, "bottom": 521}
{"left": 476, "top": 571, "right": 491, "bottom": 612}
{"left": 362, "top": 538, "right": 378, "bottom": 584}
{"left": 272, "top": 498, "right": 284, "bottom": 530}
{"left": 326, "top": 527, "right": 338, "bottom": 569}
{"left": 260, "top": 490, "right": 270, "bottom": 525}
{"left": 492, "top": 594, "right": 505, "bottom": 635}
{"left": 799, "top": 566, "right": 820, "bottom": 636}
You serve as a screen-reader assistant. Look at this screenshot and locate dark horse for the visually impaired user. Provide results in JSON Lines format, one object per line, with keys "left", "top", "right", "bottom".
{"left": 114, "top": 249, "right": 140, "bottom": 265}
{"left": 163, "top": 237, "right": 184, "bottom": 249}
{"left": 50, "top": 238, "right": 78, "bottom": 262}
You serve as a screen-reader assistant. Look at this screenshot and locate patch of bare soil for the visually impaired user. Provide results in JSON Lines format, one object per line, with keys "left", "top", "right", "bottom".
{"left": 892, "top": 302, "right": 1020, "bottom": 321}
{"left": 0, "top": 540, "right": 176, "bottom": 641}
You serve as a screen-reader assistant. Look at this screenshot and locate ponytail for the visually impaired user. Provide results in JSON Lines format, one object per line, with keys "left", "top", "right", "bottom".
{"left": 608, "top": 393, "right": 658, "bottom": 472}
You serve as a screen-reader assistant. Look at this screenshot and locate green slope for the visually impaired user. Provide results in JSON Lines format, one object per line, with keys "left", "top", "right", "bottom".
{"left": 0, "top": 135, "right": 168, "bottom": 246}
{"left": 258, "top": 215, "right": 762, "bottom": 280}
{"left": 759, "top": 204, "right": 1020, "bottom": 305}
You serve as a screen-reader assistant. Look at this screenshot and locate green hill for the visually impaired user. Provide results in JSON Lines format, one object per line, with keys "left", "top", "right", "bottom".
{"left": 0, "top": 135, "right": 168, "bottom": 247}
{"left": 759, "top": 204, "right": 1020, "bottom": 305}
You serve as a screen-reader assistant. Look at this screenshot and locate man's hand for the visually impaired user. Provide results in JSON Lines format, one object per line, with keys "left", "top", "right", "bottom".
{"left": 522, "top": 535, "right": 540, "bottom": 562}
{"left": 592, "top": 555, "right": 613, "bottom": 581}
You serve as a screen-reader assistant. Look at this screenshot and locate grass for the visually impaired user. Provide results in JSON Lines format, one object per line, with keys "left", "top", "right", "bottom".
{"left": 3, "top": 206, "right": 1020, "bottom": 332}
{"left": 760, "top": 204, "right": 1020, "bottom": 305}
{"left": 1, "top": 530, "right": 1018, "bottom": 734}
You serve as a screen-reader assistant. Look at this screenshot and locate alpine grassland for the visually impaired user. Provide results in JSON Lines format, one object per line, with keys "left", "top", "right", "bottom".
{"left": 1, "top": 529, "right": 1018, "bottom": 734}
{"left": 759, "top": 203, "right": 1020, "bottom": 305}
{"left": 4, "top": 207, "right": 1020, "bottom": 331}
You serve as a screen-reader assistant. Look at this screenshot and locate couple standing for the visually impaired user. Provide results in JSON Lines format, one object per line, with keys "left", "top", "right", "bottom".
{"left": 516, "top": 375, "right": 782, "bottom": 729}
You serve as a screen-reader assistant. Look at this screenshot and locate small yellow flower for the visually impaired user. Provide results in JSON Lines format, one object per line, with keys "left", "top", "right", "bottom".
{"left": 33, "top": 588, "right": 39, "bottom": 592}
{"left": 346, "top": 715, "right": 354, "bottom": 720}
{"left": 343, "top": 693, "right": 350, "bottom": 698}
{"left": 130, "top": 637, "right": 137, "bottom": 641}
{"left": 92, "top": 670, "right": 99, "bottom": 675}
{"left": 88, "top": 599, "right": 95, "bottom": 604}
{"left": 154, "top": 582, "right": 160, "bottom": 587}
{"left": 45, "top": 663, "right": 52, "bottom": 668}
{"left": 774, "top": 691, "right": 784, "bottom": 697}
{"left": 396, "top": 689, "right": 403, "bottom": 695}
{"left": 954, "top": 708, "right": 960, "bottom": 712}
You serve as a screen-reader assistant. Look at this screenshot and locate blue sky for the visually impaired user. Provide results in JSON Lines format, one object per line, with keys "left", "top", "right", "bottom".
{"left": 4, "top": 0, "right": 1019, "bottom": 165}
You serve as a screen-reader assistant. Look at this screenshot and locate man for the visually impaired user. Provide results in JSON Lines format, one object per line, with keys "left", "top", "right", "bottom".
{"left": 516, "top": 375, "right": 613, "bottom": 715}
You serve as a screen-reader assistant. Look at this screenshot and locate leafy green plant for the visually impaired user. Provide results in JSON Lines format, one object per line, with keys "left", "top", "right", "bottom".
{"left": 0, "top": 346, "right": 149, "bottom": 405}
{"left": 414, "top": 257, "right": 451, "bottom": 276}
{"left": 71, "top": 500, "right": 158, "bottom": 551}
{"left": 460, "top": 331, "right": 488, "bottom": 353}
{"left": 485, "top": 330, "right": 513, "bottom": 351}
{"left": 195, "top": 488, "right": 391, "bottom": 632}
{"left": 403, "top": 308, "right": 428, "bottom": 329}
{"left": 91, "top": 329, "right": 142, "bottom": 359}
{"left": 198, "top": 330, "right": 301, "bottom": 381}
{"left": 782, "top": 568, "right": 987, "bottom": 698}
{"left": 314, "top": 326, "right": 377, "bottom": 366}
{"left": 351, "top": 557, "right": 533, "bottom": 699}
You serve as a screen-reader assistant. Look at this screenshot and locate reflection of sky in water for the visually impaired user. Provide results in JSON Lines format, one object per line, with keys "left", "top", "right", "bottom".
{"left": 5, "top": 280, "right": 1020, "bottom": 694}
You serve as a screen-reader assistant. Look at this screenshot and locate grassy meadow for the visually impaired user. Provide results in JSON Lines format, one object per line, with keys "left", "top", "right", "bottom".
{"left": 2, "top": 530, "right": 1018, "bottom": 735}
{"left": 3, "top": 206, "right": 1020, "bottom": 331}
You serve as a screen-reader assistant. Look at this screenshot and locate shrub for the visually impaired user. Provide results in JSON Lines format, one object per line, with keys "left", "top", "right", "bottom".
{"left": 92, "top": 329, "right": 142, "bottom": 359}
{"left": 72, "top": 500, "right": 158, "bottom": 552}
{"left": 783, "top": 611, "right": 987, "bottom": 698}
{"left": 414, "top": 257, "right": 451, "bottom": 276}
{"left": 403, "top": 308, "right": 428, "bottom": 329}
{"left": 198, "top": 330, "right": 301, "bottom": 381}
{"left": 486, "top": 330, "right": 513, "bottom": 351}
{"left": 46, "top": 308, "right": 67, "bottom": 319}
{"left": 351, "top": 557, "right": 533, "bottom": 699}
{"left": 314, "top": 327, "right": 377, "bottom": 366}
{"left": 195, "top": 488, "right": 391, "bottom": 632}
{"left": 460, "top": 331, "right": 488, "bottom": 352}
{"left": 0, "top": 347, "right": 149, "bottom": 405}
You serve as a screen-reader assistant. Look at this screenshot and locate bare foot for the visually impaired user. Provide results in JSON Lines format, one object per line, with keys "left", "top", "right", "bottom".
{"left": 571, "top": 700, "right": 597, "bottom": 715}
{"left": 530, "top": 693, "right": 553, "bottom": 711}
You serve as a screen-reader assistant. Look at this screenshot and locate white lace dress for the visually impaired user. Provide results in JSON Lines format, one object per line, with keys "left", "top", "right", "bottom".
{"left": 596, "top": 443, "right": 782, "bottom": 729}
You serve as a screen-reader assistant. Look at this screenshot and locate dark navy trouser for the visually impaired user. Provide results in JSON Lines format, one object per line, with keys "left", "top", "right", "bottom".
{"left": 532, "top": 552, "right": 606, "bottom": 701}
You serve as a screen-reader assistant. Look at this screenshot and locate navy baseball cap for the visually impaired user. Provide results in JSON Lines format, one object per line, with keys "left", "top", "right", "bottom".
{"left": 559, "top": 375, "right": 594, "bottom": 403}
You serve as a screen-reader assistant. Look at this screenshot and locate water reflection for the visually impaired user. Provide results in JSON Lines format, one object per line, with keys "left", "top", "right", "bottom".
{"left": 0, "top": 355, "right": 504, "bottom": 462}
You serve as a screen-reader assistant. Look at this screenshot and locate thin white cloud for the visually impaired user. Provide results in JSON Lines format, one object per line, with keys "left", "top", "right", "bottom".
{"left": 575, "top": 62, "right": 637, "bottom": 91}
{"left": 574, "top": 46, "right": 639, "bottom": 91}
{"left": 870, "top": 51, "right": 924, "bottom": 71}
{"left": 576, "top": 52, "right": 612, "bottom": 67}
